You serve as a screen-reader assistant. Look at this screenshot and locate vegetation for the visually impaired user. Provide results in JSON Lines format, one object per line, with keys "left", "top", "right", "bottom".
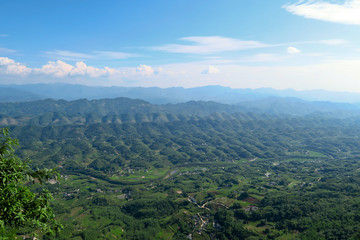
{"left": 0, "top": 128, "right": 62, "bottom": 239}
{"left": 2, "top": 97, "right": 360, "bottom": 239}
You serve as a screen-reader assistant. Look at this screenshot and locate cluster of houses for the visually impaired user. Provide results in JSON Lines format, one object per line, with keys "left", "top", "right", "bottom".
{"left": 62, "top": 189, "right": 80, "bottom": 199}
{"left": 178, "top": 168, "right": 208, "bottom": 176}
{"left": 192, "top": 213, "right": 211, "bottom": 234}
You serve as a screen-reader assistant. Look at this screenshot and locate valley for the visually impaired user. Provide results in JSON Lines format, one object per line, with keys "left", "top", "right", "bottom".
{"left": 2, "top": 97, "right": 360, "bottom": 239}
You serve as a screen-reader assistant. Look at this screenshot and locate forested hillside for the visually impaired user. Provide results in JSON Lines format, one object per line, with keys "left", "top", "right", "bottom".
{"left": 1, "top": 97, "right": 360, "bottom": 127}
{"left": 2, "top": 97, "right": 360, "bottom": 239}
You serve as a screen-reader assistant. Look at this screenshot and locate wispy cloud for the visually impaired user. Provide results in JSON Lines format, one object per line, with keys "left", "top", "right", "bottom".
{"left": 284, "top": 39, "right": 349, "bottom": 47}
{"left": 151, "top": 36, "right": 348, "bottom": 57}
{"left": 94, "top": 51, "right": 142, "bottom": 59}
{"left": 0, "top": 47, "right": 16, "bottom": 54}
{"left": 317, "top": 39, "right": 349, "bottom": 45}
{"left": 0, "top": 34, "right": 9, "bottom": 37}
{"left": 284, "top": 0, "right": 360, "bottom": 25}
{"left": 44, "top": 50, "right": 141, "bottom": 61}
{"left": 152, "top": 36, "right": 270, "bottom": 54}
{"left": 238, "top": 54, "right": 286, "bottom": 62}
{"left": 44, "top": 50, "right": 94, "bottom": 61}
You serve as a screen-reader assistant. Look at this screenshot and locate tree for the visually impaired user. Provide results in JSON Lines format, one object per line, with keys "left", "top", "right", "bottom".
{"left": 0, "top": 128, "right": 62, "bottom": 239}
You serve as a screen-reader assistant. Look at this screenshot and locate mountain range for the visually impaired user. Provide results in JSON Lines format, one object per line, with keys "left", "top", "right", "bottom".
{"left": 2, "top": 83, "right": 360, "bottom": 104}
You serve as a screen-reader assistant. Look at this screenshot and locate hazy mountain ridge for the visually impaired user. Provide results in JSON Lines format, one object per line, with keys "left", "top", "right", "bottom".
{"left": 0, "top": 87, "right": 44, "bottom": 102}
{"left": 2, "top": 84, "right": 360, "bottom": 104}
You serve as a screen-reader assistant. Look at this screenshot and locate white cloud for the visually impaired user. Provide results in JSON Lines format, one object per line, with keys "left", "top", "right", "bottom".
{"left": 0, "top": 57, "right": 15, "bottom": 65}
{"left": 0, "top": 57, "right": 126, "bottom": 81}
{"left": 3, "top": 56, "right": 360, "bottom": 93}
{"left": 136, "top": 64, "right": 154, "bottom": 75}
{"left": 71, "top": 61, "right": 109, "bottom": 78}
{"left": 104, "top": 66, "right": 121, "bottom": 76}
{"left": 0, "top": 57, "right": 31, "bottom": 75}
{"left": 36, "top": 60, "right": 75, "bottom": 77}
{"left": 152, "top": 36, "right": 270, "bottom": 54}
{"left": 287, "top": 46, "right": 301, "bottom": 54}
{"left": 284, "top": 0, "right": 360, "bottom": 25}
{"left": 34, "top": 60, "right": 118, "bottom": 78}
{"left": 6, "top": 64, "right": 31, "bottom": 75}
{"left": 202, "top": 65, "right": 220, "bottom": 74}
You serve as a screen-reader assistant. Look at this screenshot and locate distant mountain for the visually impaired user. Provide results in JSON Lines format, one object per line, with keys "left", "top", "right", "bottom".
{"left": 254, "top": 88, "right": 360, "bottom": 103}
{"left": 3, "top": 83, "right": 360, "bottom": 104}
{"left": 0, "top": 87, "right": 43, "bottom": 102}
{"left": 236, "top": 97, "right": 360, "bottom": 116}
{"left": 0, "top": 84, "right": 271, "bottom": 104}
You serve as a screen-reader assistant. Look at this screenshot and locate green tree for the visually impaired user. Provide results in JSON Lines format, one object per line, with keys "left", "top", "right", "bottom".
{"left": 0, "top": 128, "right": 62, "bottom": 239}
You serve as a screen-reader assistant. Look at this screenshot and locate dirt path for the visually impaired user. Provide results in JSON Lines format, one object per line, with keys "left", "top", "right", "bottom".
{"left": 249, "top": 157, "right": 258, "bottom": 162}
{"left": 163, "top": 168, "right": 178, "bottom": 179}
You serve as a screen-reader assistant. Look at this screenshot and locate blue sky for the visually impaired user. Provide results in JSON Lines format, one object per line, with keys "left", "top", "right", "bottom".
{"left": 1, "top": 0, "right": 360, "bottom": 92}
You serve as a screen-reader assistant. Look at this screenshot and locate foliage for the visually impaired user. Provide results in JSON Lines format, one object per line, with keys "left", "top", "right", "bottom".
{"left": 0, "top": 128, "right": 62, "bottom": 239}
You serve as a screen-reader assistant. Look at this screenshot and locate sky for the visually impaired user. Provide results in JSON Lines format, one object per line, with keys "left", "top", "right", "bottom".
{"left": 1, "top": 0, "right": 360, "bottom": 92}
